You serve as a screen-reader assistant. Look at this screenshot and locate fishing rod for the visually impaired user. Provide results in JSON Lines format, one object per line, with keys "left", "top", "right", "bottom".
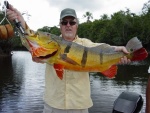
{"left": 4, "top": 0, "right": 26, "bottom": 36}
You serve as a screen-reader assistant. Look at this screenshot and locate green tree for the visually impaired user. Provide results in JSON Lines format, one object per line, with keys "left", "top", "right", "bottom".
{"left": 38, "top": 26, "right": 60, "bottom": 35}
{"left": 100, "top": 14, "right": 110, "bottom": 20}
{"left": 38, "top": 26, "right": 51, "bottom": 32}
{"left": 78, "top": 22, "right": 92, "bottom": 40}
{"left": 140, "top": 0, "right": 150, "bottom": 44}
{"left": 50, "top": 26, "right": 60, "bottom": 35}
{"left": 83, "top": 11, "right": 93, "bottom": 22}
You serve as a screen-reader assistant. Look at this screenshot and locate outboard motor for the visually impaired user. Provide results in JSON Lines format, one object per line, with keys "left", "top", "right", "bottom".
{"left": 112, "top": 91, "right": 143, "bottom": 113}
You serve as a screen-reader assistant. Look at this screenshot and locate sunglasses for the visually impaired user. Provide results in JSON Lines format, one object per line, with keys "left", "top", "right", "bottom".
{"left": 61, "top": 20, "right": 76, "bottom": 26}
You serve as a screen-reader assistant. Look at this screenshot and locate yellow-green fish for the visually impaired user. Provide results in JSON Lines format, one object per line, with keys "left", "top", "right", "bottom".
{"left": 21, "top": 30, "right": 148, "bottom": 80}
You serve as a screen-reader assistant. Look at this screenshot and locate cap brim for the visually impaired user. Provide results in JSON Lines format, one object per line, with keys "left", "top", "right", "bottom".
{"left": 60, "top": 14, "right": 77, "bottom": 19}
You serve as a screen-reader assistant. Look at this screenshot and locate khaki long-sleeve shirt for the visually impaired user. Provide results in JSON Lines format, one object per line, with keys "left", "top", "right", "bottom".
{"left": 44, "top": 36, "right": 103, "bottom": 109}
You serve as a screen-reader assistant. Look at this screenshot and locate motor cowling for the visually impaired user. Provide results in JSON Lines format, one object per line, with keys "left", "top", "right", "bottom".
{"left": 112, "top": 91, "right": 143, "bottom": 113}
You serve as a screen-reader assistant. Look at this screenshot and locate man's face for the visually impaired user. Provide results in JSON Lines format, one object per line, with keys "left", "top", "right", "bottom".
{"left": 60, "top": 16, "right": 78, "bottom": 41}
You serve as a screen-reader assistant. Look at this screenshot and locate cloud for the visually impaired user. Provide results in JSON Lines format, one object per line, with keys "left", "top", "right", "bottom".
{"left": 45, "top": 0, "right": 148, "bottom": 23}
{"left": 46, "top": 0, "right": 104, "bottom": 12}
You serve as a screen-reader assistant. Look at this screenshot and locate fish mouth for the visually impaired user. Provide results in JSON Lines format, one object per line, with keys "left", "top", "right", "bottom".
{"left": 38, "top": 50, "right": 58, "bottom": 59}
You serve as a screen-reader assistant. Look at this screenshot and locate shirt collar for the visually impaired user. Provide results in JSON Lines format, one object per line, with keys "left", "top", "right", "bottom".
{"left": 59, "top": 35, "right": 79, "bottom": 42}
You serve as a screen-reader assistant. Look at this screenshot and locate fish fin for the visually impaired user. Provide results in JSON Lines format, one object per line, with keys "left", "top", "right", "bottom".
{"left": 61, "top": 54, "right": 80, "bottom": 65}
{"left": 130, "top": 48, "right": 148, "bottom": 61}
{"left": 91, "top": 44, "right": 115, "bottom": 53}
{"left": 101, "top": 65, "right": 118, "bottom": 78}
{"left": 53, "top": 63, "right": 64, "bottom": 80}
{"left": 126, "top": 37, "right": 142, "bottom": 51}
{"left": 125, "top": 37, "right": 148, "bottom": 61}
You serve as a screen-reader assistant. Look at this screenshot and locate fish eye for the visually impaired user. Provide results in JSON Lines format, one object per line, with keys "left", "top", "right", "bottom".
{"left": 130, "top": 49, "right": 134, "bottom": 52}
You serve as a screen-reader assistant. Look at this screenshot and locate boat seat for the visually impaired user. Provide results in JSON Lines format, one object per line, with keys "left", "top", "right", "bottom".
{"left": 112, "top": 91, "right": 143, "bottom": 113}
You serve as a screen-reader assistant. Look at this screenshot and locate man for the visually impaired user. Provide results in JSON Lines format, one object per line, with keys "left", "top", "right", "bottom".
{"left": 146, "top": 66, "right": 150, "bottom": 113}
{"left": 7, "top": 5, "right": 130, "bottom": 113}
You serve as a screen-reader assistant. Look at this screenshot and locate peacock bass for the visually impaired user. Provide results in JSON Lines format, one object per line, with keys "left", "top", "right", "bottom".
{"left": 20, "top": 30, "right": 148, "bottom": 80}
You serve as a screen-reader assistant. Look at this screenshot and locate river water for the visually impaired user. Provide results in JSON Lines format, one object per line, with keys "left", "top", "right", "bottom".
{"left": 0, "top": 51, "right": 149, "bottom": 113}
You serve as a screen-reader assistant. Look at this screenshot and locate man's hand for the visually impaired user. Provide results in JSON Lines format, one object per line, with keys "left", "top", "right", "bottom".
{"left": 6, "top": 4, "right": 26, "bottom": 28}
{"left": 113, "top": 46, "right": 131, "bottom": 64}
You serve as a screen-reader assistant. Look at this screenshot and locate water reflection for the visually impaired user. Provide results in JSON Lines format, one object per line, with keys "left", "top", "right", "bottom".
{"left": 89, "top": 64, "right": 150, "bottom": 113}
{"left": 0, "top": 51, "right": 149, "bottom": 113}
{"left": 0, "top": 51, "right": 45, "bottom": 112}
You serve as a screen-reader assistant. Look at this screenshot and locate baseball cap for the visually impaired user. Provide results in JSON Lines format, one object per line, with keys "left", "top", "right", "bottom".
{"left": 60, "top": 8, "right": 77, "bottom": 19}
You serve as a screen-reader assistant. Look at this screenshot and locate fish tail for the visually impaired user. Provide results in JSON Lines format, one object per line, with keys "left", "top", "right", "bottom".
{"left": 126, "top": 37, "right": 148, "bottom": 61}
{"left": 130, "top": 48, "right": 148, "bottom": 61}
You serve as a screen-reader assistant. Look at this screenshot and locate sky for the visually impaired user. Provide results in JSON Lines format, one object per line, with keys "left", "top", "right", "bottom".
{"left": 0, "top": 0, "right": 149, "bottom": 30}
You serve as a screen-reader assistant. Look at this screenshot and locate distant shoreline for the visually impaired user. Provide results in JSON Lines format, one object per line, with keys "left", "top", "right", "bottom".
{"left": 0, "top": 53, "right": 13, "bottom": 57}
